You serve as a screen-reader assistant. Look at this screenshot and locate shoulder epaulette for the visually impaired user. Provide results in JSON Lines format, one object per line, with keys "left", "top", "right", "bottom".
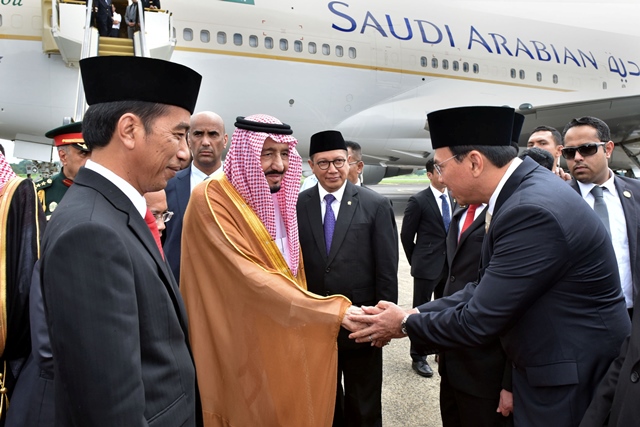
{"left": 35, "top": 178, "right": 54, "bottom": 190}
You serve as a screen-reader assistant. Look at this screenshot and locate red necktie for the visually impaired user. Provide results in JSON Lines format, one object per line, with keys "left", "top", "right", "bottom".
{"left": 459, "top": 204, "right": 480, "bottom": 238}
{"left": 144, "top": 208, "right": 165, "bottom": 260}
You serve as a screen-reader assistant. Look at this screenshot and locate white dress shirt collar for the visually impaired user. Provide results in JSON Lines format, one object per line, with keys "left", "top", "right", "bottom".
{"left": 84, "top": 159, "right": 147, "bottom": 218}
{"left": 487, "top": 157, "right": 523, "bottom": 217}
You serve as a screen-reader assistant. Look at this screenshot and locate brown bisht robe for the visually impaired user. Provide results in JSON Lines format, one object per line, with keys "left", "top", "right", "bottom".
{"left": 180, "top": 176, "right": 351, "bottom": 427}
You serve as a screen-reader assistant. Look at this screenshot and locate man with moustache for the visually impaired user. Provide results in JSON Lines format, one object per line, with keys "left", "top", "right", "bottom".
{"left": 164, "top": 111, "right": 227, "bottom": 283}
{"left": 38, "top": 56, "right": 202, "bottom": 426}
{"left": 180, "top": 115, "right": 358, "bottom": 426}
{"left": 349, "top": 106, "right": 629, "bottom": 427}
{"left": 563, "top": 116, "right": 640, "bottom": 319}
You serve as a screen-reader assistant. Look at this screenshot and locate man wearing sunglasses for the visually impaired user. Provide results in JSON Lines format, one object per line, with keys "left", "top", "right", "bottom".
{"left": 348, "top": 106, "right": 630, "bottom": 427}
{"left": 563, "top": 116, "right": 640, "bottom": 320}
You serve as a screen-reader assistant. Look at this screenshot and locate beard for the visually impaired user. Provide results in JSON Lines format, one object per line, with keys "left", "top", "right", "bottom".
{"left": 265, "top": 169, "right": 284, "bottom": 194}
{"left": 269, "top": 184, "right": 281, "bottom": 194}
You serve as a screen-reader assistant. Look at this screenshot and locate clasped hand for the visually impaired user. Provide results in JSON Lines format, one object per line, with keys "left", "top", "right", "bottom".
{"left": 340, "top": 301, "right": 413, "bottom": 348}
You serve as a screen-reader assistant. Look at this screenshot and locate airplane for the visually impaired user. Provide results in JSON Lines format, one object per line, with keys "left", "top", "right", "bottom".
{"left": 2, "top": 0, "right": 640, "bottom": 182}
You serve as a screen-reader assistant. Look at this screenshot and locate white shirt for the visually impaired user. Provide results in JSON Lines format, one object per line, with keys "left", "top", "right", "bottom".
{"left": 112, "top": 11, "right": 121, "bottom": 29}
{"left": 85, "top": 159, "right": 146, "bottom": 218}
{"left": 190, "top": 163, "right": 223, "bottom": 192}
{"left": 577, "top": 171, "right": 632, "bottom": 308}
{"left": 318, "top": 180, "right": 348, "bottom": 223}
{"left": 430, "top": 184, "right": 451, "bottom": 219}
{"left": 487, "top": 158, "right": 522, "bottom": 219}
{"left": 272, "top": 194, "right": 291, "bottom": 265}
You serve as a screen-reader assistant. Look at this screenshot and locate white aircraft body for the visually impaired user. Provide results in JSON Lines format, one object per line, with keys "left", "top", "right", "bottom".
{"left": 2, "top": 0, "right": 640, "bottom": 181}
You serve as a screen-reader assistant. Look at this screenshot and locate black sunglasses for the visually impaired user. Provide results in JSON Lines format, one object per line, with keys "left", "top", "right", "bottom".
{"left": 561, "top": 143, "right": 606, "bottom": 160}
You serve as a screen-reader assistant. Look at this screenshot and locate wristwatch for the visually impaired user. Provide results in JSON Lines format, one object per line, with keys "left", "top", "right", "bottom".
{"left": 401, "top": 314, "right": 411, "bottom": 336}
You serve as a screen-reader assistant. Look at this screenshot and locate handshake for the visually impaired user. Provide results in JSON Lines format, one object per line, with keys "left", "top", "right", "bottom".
{"left": 340, "top": 301, "right": 418, "bottom": 348}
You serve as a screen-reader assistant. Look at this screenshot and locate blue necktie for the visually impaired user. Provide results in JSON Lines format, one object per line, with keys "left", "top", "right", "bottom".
{"left": 440, "top": 194, "right": 451, "bottom": 233}
{"left": 324, "top": 194, "right": 336, "bottom": 255}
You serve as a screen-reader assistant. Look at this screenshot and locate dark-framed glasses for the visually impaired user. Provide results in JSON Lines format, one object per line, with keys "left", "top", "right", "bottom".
{"left": 561, "top": 143, "right": 606, "bottom": 160}
{"left": 434, "top": 154, "right": 458, "bottom": 175}
{"left": 315, "top": 158, "right": 346, "bottom": 170}
{"left": 153, "top": 211, "right": 174, "bottom": 223}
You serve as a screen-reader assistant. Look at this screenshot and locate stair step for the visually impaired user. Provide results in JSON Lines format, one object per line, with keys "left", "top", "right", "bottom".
{"left": 98, "top": 36, "right": 133, "bottom": 47}
{"left": 98, "top": 50, "right": 134, "bottom": 57}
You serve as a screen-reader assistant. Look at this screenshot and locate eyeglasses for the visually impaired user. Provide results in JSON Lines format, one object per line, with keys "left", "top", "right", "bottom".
{"left": 561, "top": 143, "right": 606, "bottom": 160}
{"left": 348, "top": 161, "right": 362, "bottom": 166}
{"left": 153, "top": 211, "right": 174, "bottom": 223}
{"left": 315, "top": 158, "right": 346, "bottom": 170}
{"left": 434, "top": 154, "right": 458, "bottom": 175}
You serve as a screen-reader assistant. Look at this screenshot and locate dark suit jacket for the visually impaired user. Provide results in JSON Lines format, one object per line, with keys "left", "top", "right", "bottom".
{"left": 40, "top": 168, "right": 198, "bottom": 427}
{"left": 408, "top": 158, "right": 630, "bottom": 426}
{"left": 569, "top": 175, "right": 640, "bottom": 305}
{"left": 400, "top": 187, "right": 448, "bottom": 280}
{"left": 297, "top": 182, "right": 398, "bottom": 348}
{"left": 436, "top": 204, "right": 510, "bottom": 399}
{"left": 164, "top": 166, "right": 191, "bottom": 283}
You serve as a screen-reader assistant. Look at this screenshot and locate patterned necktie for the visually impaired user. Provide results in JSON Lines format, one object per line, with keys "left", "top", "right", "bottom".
{"left": 144, "top": 208, "right": 165, "bottom": 260}
{"left": 440, "top": 194, "right": 451, "bottom": 232}
{"left": 459, "top": 204, "right": 479, "bottom": 239}
{"left": 324, "top": 194, "right": 336, "bottom": 255}
{"left": 591, "top": 186, "right": 611, "bottom": 237}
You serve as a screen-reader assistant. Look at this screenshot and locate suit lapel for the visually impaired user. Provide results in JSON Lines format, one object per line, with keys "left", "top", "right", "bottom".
{"left": 615, "top": 176, "right": 638, "bottom": 297}
{"left": 425, "top": 188, "right": 445, "bottom": 232}
{"left": 447, "top": 204, "right": 465, "bottom": 261}
{"left": 327, "top": 182, "right": 358, "bottom": 264}
{"left": 75, "top": 169, "right": 188, "bottom": 333}
{"left": 304, "top": 185, "right": 328, "bottom": 261}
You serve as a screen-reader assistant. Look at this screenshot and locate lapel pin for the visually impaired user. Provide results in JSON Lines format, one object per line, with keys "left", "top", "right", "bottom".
{"left": 347, "top": 201, "right": 352, "bottom": 205}
{"left": 623, "top": 191, "right": 632, "bottom": 198}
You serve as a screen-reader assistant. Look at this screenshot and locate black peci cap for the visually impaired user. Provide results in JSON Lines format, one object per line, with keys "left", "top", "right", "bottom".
{"left": 427, "top": 106, "right": 515, "bottom": 149}
{"left": 309, "top": 130, "right": 347, "bottom": 157}
{"left": 80, "top": 56, "right": 202, "bottom": 114}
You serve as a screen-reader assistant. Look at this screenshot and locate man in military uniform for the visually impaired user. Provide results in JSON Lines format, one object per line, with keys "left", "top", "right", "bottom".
{"left": 35, "top": 122, "right": 91, "bottom": 220}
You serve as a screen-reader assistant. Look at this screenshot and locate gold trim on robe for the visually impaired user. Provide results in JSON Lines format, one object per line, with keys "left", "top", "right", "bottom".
{"left": 181, "top": 175, "right": 351, "bottom": 427}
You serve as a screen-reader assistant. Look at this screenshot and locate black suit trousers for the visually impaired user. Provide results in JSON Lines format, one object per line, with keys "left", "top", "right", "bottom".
{"left": 333, "top": 346, "right": 383, "bottom": 427}
{"left": 410, "top": 271, "right": 446, "bottom": 361}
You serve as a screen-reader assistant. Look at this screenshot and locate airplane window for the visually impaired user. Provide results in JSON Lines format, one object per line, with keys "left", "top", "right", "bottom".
{"left": 442, "top": 59, "right": 449, "bottom": 70}
{"left": 183, "top": 28, "right": 193, "bottom": 42}
{"left": 309, "top": 42, "right": 317, "bottom": 54}
{"left": 200, "top": 30, "right": 210, "bottom": 43}
{"left": 265, "top": 37, "right": 274, "bottom": 49}
{"left": 519, "top": 70, "right": 525, "bottom": 80}
{"left": 322, "top": 44, "right": 330, "bottom": 56}
{"left": 294, "top": 40, "right": 302, "bottom": 52}
{"left": 463, "top": 62, "right": 469, "bottom": 72}
{"left": 603, "top": 82, "right": 607, "bottom": 90}
{"left": 234, "top": 33, "right": 243, "bottom": 46}
{"left": 336, "top": 46, "right": 344, "bottom": 57}
{"left": 453, "top": 61, "right": 459, "bottom": 71}
{"left": 217, "top": 32, "right": 227, "bottom": 44}
{"left": 249, "top": 35, "right": 258, "bottom": 47}
{"left": 0, "top": 15, "right": 2, "bottom": 27}
{"left": 432, "top": 58, "right": 438, "bottom": 69}
{"left": 280, "top": 39, "right": 288, "bottom": 51}
{"left": 473, "top": 63, "right": 479, "bottom": 74}
{"left": 349, "top": 47, "right": 356, "bottom": 59}
{"left": 510, "top": 68, "right": 516, "bottom": 79}
{"left": 553, "top": 74, "right": 559, "bottom": 84}
{"left": 420, "top": 56, "right": 428, "bottom": 67}
{"left": 536, "top": 72, "right": 542, "bottom": 82}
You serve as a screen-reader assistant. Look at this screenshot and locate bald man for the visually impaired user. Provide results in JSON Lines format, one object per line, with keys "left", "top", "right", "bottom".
{"left": 144, "top": 190, "right": 170, "bottom": 238}
{"left": 164, "top": 111, "right": 228, "bottom": 283}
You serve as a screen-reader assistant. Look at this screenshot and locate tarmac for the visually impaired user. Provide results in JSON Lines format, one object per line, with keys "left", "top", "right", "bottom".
{"left": 367, "top": 183, "right": 443, "bottom": 427}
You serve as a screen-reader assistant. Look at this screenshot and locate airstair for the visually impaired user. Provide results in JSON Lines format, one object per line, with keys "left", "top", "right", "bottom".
{"left": 42, "top": 0, "right": 177, "bottom": 119}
